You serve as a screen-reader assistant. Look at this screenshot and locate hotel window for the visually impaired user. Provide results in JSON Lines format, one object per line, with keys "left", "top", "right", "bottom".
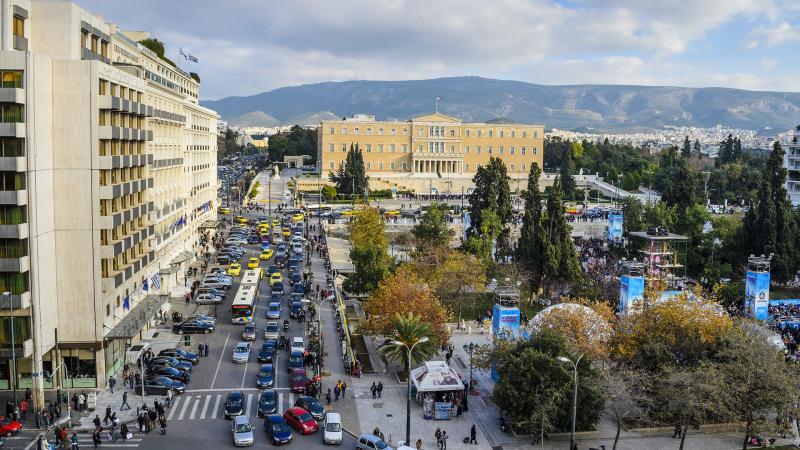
{"left": 465, "top": 146, "right": 470, "bottom": 154}
{"left": 391, "top": 128, "right": 396, "bottom": 136}
{"left": 91, "top": 36, "right": 98, "bottom": 53}
{"left": 341, "top": 127, "right": 347, "bottom": 134}
{"left": 366, "top": 128, "right": 371, "bottom": 135}
{"left": 534, "top": 131, "right": 538, "bottom": 138}
{"left": 379, "top": 162, "right": 383, "bottom": 170}
{"left": 499, "top": 146, "right": 504, "bottom": 155}
{"left": 523, "top": 131, "right": 527, "bottom": 138}
{"left": 521, "top": 147, "right": 526, "bottom": 155}
{"left": 390, "top": 163, "right": 395, "bottom": 170}
{"left": 533, "top": 147, "right": 537, "bottom": 155}
{"left": 511, "top": 130, "right": 515, "bottom": 138}
{"left": 81, "top": 31, "right": 89, "bottom": 48}
{"left": 418, "top": 128, "right": 423, "bottom": 137}
{"left": 367, "top": 162, "right": 371, "bottom": 170}
{"left": 341, "top": 144, "right": 347, "bottom": 152}
{"left": 465, "top": 130, "right": 470, "bottom": 137}
{"left": 329, "top": 127, "right": 334, "bottom": 134}
{"left": 101, "top": 41, "right": 108, "bottom": 58}
{"left": 417, "top": 144, "right": 423, "bottom": 151}
{"left": 488, "top": 130, "right": 493, "bottom": 137}
{"left": 510, "top": 163, "right": 515, "bottom": 171}
{"left": 450, "top": 145, "right": 454, "bottom": 154}
{"left": 488, "top": 146, "right": 493, "bottom": 155}
{"left": 328, "top": 143, "right": 334, "bottom": 152}
{"left": 390, "top": 144, "right": 395, "bottom": 152}
{"left": 477, "top": 130, "right": 482, "bottom": 137}
{"left": 378, "top": 128, "right": 383, "bottom": 135}
{"left": 0, "top": 104, "right": 23, "bottom": 123}
{"left": 1, "top": 71, "right": 22, "bottom": 89}
{"left": 402, "top": 128, "right": 408, "bottom": 136}
{"left": 522, "top": 163, "right": 526, "bottom": 172}
{"left": 476, "top": 146, "right": 481, "bottom": 154}
{"left": 510, "top": 147, "right": 515, "bottom": 155}
{"left": 12, "top": 15, "right": 24, "bottom": 38}
{"left": 378, "top": 144, "right": 383, "bottom": 152}
{"left": 402, "top": 162, "right": 408, "bottom": 170}
{"left": 499, "top": 130, "right": 504, "bottom": 137}
{"left": 354, "top": 127, "right": 359, "bottom": 135}
{"left": 365, "top": 144, "right": 371, "bottom": 152}
{"left": 99, "top": 79, "right": 108, "bottom": 95}
{"left": 450, "top": 129, "right": 455, "bottom": 137}
{"left": 98, "top": 111, "right": 106, "bottom": 126}
{"left": 402, "top": 144, "right": 408, "bottom": 153}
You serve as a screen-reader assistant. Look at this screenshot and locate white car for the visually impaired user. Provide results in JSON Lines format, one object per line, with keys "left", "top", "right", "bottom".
{"left": 264, "top": 321, "right": 280, "bottom": 340}
{"left": 195, "top": 293, "right": 223, "bottom": 305}
{"left": 291, "top": 337, "right": 305, "bottom": 353}
{"left": 322, "top": 412, "right": 343, "bottom": 445}
{"left": 232, "top": 342, "right": 251, "bottom": 364}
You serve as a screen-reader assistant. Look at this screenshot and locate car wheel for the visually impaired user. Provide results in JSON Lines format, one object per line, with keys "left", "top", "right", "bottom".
{"left": 5, "top": 432, "right": 11, "bottom": 437}
{"left": 177, "top": 329, "right": 184, "bottom": 335}
{"left": 204, "top": 329, "right": 211, "bottom": 334}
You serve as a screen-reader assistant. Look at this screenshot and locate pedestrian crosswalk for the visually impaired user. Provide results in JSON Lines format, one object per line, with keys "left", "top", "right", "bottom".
{"left": 164, "top": 390, "right": 298, "bottom": 421}
{"left": 3, "top": 434, "right": 144, "bottom": 449}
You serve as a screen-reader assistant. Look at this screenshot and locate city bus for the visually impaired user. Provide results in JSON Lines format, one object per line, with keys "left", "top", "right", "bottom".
{"left": 231, "top": 284, "right": 258, "bottom": 324}
{"left": 241, "top": 268, "right": 263, "bottom": 288}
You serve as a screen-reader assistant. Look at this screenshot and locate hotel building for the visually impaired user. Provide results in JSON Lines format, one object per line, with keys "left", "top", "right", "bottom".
{"left": 317, "top": 113, "right": 544, "bottom": 189}
{"left": 785, "top": 130, "right": 800, "bottom": 206}
{"left": 0, "top": 0, "right": 217, "bottom": 407}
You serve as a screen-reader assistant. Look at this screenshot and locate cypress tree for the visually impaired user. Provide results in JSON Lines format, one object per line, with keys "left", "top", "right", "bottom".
{"left": 516, "top": 163, "right": 547, "bottom": 295}
{"left": 681, "top": 136, "right": 691, "bottom": 158}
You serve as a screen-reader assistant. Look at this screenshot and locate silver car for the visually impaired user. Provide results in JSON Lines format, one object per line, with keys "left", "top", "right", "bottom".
{"left": 264, "top": 321, "right": 279, "bottom": 340}
{"left": 195, "top": 293, "right": 223, "bottom": 305}
{"left": 242, "top": 324, "right": 257, "bottom": 341}
{"left": 232, "top": 342, "right": 251, "bottom": 364}
{"left": 232, "top": 414, "right": 254, "bottom": 447}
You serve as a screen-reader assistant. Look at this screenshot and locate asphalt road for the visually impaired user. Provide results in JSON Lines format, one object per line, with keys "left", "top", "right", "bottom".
{"left": 135, "top": 172, "right": 355, "bottom": 449}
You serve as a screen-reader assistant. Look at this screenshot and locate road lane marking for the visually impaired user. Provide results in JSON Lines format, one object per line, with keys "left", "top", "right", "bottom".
{"left": 289, "top": 392, "right": 295, "bottom": 406}
{"left": 177, "top": 395, "right": 192, "bottom": 420}
{"left": 199, "top": 394, "right": 211, "bottom": 419}
{"left": 166, "top": 397, "right": 180, "bottom": 420}
{"left": 241, "top": 357, "right": 250, "bottom": 389}
{"left": 211, "top": 394, "right": 221, "bottom": 419}
{"left": 189, "top": 395, "right": 201, "bottom": 420}
{"left": 246, "top": 393, "right": 253, "bottom": 417}
{"left": 210, "top": 331, "right": 230, "bottom": 389}
{"left": 185, "top": 387, "right": 291, "bottom": 392}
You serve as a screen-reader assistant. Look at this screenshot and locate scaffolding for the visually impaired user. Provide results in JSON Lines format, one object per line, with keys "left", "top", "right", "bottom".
{"left": 628, "top": 230, "right": 688, "bottom": 291}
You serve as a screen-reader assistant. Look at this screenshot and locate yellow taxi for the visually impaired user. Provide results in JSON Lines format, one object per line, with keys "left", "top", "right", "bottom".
{"left": 269, "top": 272, "right": 283, "bottom": 287}
{"left": 259, "top": 249, "right": 274, "bottom": 260}
{"left": 281, "top": 227, "right": 291, "bottom": 237}
{"left": 291, "top": 213, "right": 304, "bottom": 222}
{"left": 341, "top": 209, "right": 356, "bottom": 216}
{"left": 227, "top": 263, "right": 242, "bottom": 276}
{"left": 234, "top": 215, "right": 248, "bottom": 224}
{"left": 272, "top": 219, "right": 280, "bottom": 227}
{"left": 217, "top": 207, "right": 231, "bottom": 215}
{"left": 258, "top": 224, "right": 269, "bottom": 234}
{"left": 247, "top": 257, "right": 260, "bottom": 269}
{"left": 384, "top": 210, "right": 400, "bottom": 217}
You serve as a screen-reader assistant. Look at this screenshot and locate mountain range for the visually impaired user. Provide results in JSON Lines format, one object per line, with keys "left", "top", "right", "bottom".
{"left": 202, "top": 76, "right": 800, "bottom": 132}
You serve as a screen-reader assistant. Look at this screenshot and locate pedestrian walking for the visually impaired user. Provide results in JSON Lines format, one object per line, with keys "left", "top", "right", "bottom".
{"left": 120, "top": 423, "right": 129, "bottom": 441}
{"left": 93, "top": 415, "right": 101, "bottom": 429}
{"left": 159, "top": 415, "right": 166, "bottom": 435}
{"left": 325, "top": 389, "right": 332, "bottom": 405}
{"left": 166, "top": 388, "right": 173, "bottom": 408}
{"left": 198, "top": 343, "right": 203, "bottom": 358}
{"left": 333, "top": 384, "right": 341, "bottom": 401}
{"left": 121, "top": 392, "right": 130, "bottom": 411}
{"left": 204, "top": 343, "right": 210, "bottom": 356}
{"left": 435, "top": 427, "right": 441, "bottom": 449}
{"left": 377, "top": 381, "right": 383, "bottom": 398}
{"left": 19, "top": 398, "right": 28, "bottom": 420}
{"left": 440, "top": 431, "right": 448, "bottom": 450}
{"left": 370, "top": 382, "right": 377, "bottom": 399}
{"left": 108, "top": 376, "right": 116, "bottom": 394}
{"left": 470, "top": 424, "right": 477, "bottom": 444}
{"left": 70, "top": 432, "right": 79, "bottom": 450}
{"left": 92, "top": 428, "right": 101, "bottom": 448}
{"left": 416, "top": 439, "right": 423, "bottom": 450}
{"left": 103, "top": 405, "right": 112, "bottom": 425}
{"left": 672, "top": 424, "right": 682, "bottom": 438}
{"left": 341, "top": 381, "right": 347, "bottom": 398}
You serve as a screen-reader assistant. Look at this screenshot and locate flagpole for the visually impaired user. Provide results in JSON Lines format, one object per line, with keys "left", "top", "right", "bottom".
{"left": 435, "top": 97, "right": 439, "bottom": 114}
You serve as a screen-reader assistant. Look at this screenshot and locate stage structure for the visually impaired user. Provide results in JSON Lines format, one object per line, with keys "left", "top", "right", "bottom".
{"left": 628, "top": 230, "right": 688, "bottom": 291}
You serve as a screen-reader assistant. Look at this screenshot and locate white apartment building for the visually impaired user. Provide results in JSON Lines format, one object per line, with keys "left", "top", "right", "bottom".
{"left": 0, "top": 0, "right": 217, "bottom": 408}
{"left": 784, "top": 129, "right": 800, "bottom": 206}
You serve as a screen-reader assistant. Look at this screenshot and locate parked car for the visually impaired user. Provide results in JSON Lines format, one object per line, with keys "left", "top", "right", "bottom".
{"left": 147, "top": 357, "right": 193, "bottom": 373}
{"left": 283, "top": 407, "right": 318, "bottom": 435}
{"left": 224, "top": 391, "right": 245, "bottom": 419}
{"left": 294, "top": 396, "right": 325, "bottom": 421}
{"left": 232, "top": 342, "right": 251, "bottom": 364}
{"left": 195, "top": 293, "right": 223, "bottom": 305}
{"left": 264, "top": 322, "right": 279, "bottom": 340}
{"left": 173, "top": 319, "right": 214, "bottom": 334}
{"left": 257, "top": 390, "right": 278, "bottom": 417}
{"left": 138, "top": 376, "right": 186, "bottom": 395}
{"left": 242, "top": 324, "right": 257, "bottom": 341}
{"left": 158, "top": 348, "right": 199, "bottom": 364}
{"left": 290, "top": 368, "right": 307, "bottom": 393}
{"left": 231, "top": 414, "right": 255, "bottom": 447}
{"left": 265, "top": 414, "right": 293, "bottom": 445}
{"left": 200, "top": 279, "right": 231, "bottom": 290}
{"left": 196, "top": 287, "right": 225, "bottom": 298}
{"left": 256, "top": 364, "right": 275, "bottom": 388}
{"left": 258, "top": 340, "right": 277, "bottom": 363}
{"left": 146, "top": 366, "right": 190, "bottom": 383}
{"left": 355, "top": 434, "right": 392, "bottom": 450}
{"left": 0, "top": 416, "right": 22, "bottom": 437}
{"left": 322, "top": 412, "right": 343, "bottom": 445}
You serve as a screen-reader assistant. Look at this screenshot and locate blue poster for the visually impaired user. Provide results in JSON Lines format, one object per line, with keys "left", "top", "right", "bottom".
{"left": 492, "top": 304, "right": 520, "bottom": 340}
{"left": 462, "top": 211, "right": 470, "bottom": 241}
{"left": 619, "top": 274, "right": 644, "bottom": 314}
{"left": 746, "top": 270, "right": 770, "bottom": 320}
{"left": 608, "top": 213, "right": 623, "bottom": 242}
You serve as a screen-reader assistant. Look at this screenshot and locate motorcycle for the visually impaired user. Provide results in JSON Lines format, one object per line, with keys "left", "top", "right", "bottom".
{"left": 283, "top": 320, "right": 289, "bottom": 332}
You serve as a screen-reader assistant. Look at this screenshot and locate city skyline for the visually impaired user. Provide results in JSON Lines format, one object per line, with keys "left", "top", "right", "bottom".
{"left": 77, "top": 0, "right": 800, "bottom": 100}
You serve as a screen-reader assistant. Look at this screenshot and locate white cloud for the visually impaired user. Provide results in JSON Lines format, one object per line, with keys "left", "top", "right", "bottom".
{"left": 745, "top": 22, "right": 800, "bottom": 48}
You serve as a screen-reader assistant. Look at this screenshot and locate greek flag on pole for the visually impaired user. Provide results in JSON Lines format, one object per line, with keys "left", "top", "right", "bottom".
{"left": 151, "top": 273, "right": 161, "bottom": 291}
{"left": 122, "top": 296, "right": 130, "bottom": 311}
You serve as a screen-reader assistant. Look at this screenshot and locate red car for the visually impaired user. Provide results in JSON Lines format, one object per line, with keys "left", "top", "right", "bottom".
{"left": 283, "top": 407, "right": 318, "bottom": 435}
{"left": 0, "top": 416, "right": 22, "bottom": 436}
{"left": 290, "top": 368, "right": 308, "bottom": 393}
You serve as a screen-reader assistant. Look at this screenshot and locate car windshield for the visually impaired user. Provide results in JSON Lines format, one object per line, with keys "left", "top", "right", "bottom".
{"left": 245, "top": 325, "right": 254, "bottom": 332}
{"left": 290, "top": 355, "right": 302, "bottom": 364}
{"left": 269, "top": 304, "right": 280, "bottom": 311}
{"left": 259, "top": 369, "right": 272, "bottom": 377}
{"left": 227, "top": 397, "right": 242, "bottom": 406}
{"left": 375, "top": 439, "right": 389, "bottom": 449}
{"left": 293, "top": 373, "right": 306, "bottom": 382}
{"left": 272, "top": 423, "right": 289, "bottom": 433}
{"left": 234, "top": 422, "right": 252, "bottom": 433}
{"left": 260, "top": 397, "right": 275, "bottom": 406}
{"left": 0, "top": 417, "right": 11, "bottom": 426}
{"left": 298, "top": 412, "right": 313, "bottom": 422}
{"left": 266, "top": 323, "right": 278, "bottom": 331}
{"left": 235, "top": 345, "right": 248, "bottom": 352}
{"left": 326, "top": 422, "right": 341, "bottom": 432}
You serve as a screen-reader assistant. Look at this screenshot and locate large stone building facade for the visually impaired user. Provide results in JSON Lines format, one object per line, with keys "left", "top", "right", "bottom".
{"left": 317, "top": 113, "right": 544, "bottom": 177}
{"left": 0, "top": 0, "right": 217, "bottom": 407}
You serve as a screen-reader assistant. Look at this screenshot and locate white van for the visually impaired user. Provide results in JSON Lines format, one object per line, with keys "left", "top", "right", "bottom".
{"left": 322, "top": 412, "right": 342, "bottom": 445}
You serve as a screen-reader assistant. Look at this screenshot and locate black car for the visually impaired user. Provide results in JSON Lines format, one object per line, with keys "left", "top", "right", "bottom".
{"left": 147, "top": 357, "right": 193, "bottom": 373}
{"left": 158, "top": 348, "right": 200, "bottom": 364}
{"left": 217, "top": 255, "right": 232, "bottom": 264}
{"left": 146, "top": 365, "right": 190, "bottom": 383}
{"left": 257, "top": 390, "right": 277, "bottom": 417}
{"left": 294, "top": 396, "right": 325, "bottom": 421}
{"left": 137, "top": 376, "right": 186, "bottom": 395}
{"left": 258, "top": 340, "right": 277, "bottom": 363}
{"left": 224, "top": 391, "right": 244, "bottom": 419}
{"left": 173, "top": 319, "right": 214, "bottom": 335}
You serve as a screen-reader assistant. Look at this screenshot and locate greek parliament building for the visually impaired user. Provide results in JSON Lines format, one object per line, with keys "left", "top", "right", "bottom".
{"left": 0, "top": 0, "right": 218, "bottom": 407}
{"left": 317, "top": 113, "right": 544, "bottom": 191}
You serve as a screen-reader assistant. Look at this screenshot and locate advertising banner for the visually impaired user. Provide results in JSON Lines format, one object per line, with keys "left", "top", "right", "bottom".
{"left": 746, "top": 270, "right": 770, "bottom": 320}
{"left": 619, "top": 274, "right": 645, "bottom": 314}
{"left": 492, "top": 304, "right": 520, "bottom": 340}
{"left": 608, "top": 213, "right": 623, "bottom": 242}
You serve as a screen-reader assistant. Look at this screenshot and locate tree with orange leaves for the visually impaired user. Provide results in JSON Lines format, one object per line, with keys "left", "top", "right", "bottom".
{"left": 360, "top": 266, "right": 450, "bottom": 344}
{"left": 529, "top": 299, "right": 616, "bottom": 360}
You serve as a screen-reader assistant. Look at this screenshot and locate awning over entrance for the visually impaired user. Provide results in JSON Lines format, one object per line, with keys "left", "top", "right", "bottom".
{"left": 198, "top": 220, "right": 219, "bottom": 229}
{"left": 159, "top": 265, "right": 180, "bottom": 275}
{"left": 326, "top": 237, "right": 355, "bottom": 274}
{"left": 170, "top": 250, "right": 193, "bottom": 265}
{"left": 105, "top": 294, "right": 168, "bottom": 339}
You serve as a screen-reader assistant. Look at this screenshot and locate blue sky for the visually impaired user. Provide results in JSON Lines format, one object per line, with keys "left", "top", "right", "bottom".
{"left": 78, "top": 0, "right": 800, "bottom": 100}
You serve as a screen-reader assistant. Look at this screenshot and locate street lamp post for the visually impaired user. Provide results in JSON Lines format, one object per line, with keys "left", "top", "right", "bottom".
{"left": 557, "top": 354, "right": 584, "bottom": 450}
{"left": 462, "top": 342, "right": 476, "bottom": 393}
{"left": 391, "top": 336, "right": 429, "bottom": 446}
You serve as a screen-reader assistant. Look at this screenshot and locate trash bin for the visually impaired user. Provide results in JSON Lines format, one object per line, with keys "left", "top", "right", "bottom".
{"left": 87, "top": 392, "right": 97, "bottom": 411}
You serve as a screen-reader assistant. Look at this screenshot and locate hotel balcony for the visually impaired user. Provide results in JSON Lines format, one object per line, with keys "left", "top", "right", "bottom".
{"left": 0, "top": 89, "right": 25, "bottom": 104}
{"left": 98, "top": 153, "right": 151, "bottom": 170}
{"left": 98, "top": 126, "right": 153, "bottom": 142}
{"left": 0, "top": 224, "right": 28, "bottom": 239}
{"left": 99, "top": 178, "right": 152, "bottom": 200}
{"left": 0, "top": 338, "right": 33, "bottom": 358}
{"left": 0, "top": 190, "right": 27, "bottom": 206}
{"left": 97, "top": 201, "right": 154, "bottom": 229}
{"left": 0, "top": 255, "right": 29, "bottom": 272}
{"left": 0, "top": 124, "right": 25, "bottom": 138}
{"left": 0, "top": 156, "right": 26, "bottom": 172}
{"left": 98, "top": 95, "right": 153, "bottom": 117}
{"left": 0, "top": 291, "right": 32, "bottom": 311}
{"left": 100, "top": 225, "right": 154, "bottom": 259}
{"left": 101, "top": 250, "right": 155, "bottom": 291}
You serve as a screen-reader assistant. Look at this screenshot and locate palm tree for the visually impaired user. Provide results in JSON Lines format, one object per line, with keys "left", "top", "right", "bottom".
{"left": 378, "top": 312, "right": 438, "bottom": 371}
